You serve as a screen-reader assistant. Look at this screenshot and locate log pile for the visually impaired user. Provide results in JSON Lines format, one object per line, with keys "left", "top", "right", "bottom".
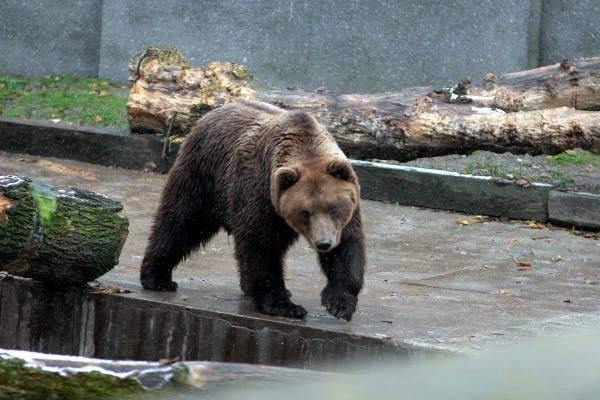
{"left": 127, "top": 48, "right": 600, "bottom": 161}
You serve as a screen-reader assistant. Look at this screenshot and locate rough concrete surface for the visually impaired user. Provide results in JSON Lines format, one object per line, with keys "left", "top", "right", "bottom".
{"left": 98, "top": 0, "right": 532, "bottom": 91}
{"left": 0, "top": 0, "right": 102, "bottom": 77}
{"left": 540, "top": 0, "right": 600, "bottom": 66}
{"left": 549, "top": 191, "right": 600, "bottom": 230}
{"left": 1, "top": 151, "right": 599, "bottom": 358}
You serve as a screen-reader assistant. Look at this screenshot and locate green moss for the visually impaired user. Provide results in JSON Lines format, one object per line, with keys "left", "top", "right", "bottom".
{"left": 31, "top": 184, "right": 57, "bottom": 226}
{"left": 461, "top": 161, "right": 508, "bottom": 177}
{"left": 0, "top": 74, "right": 129, "bottom": 130}
{"left": 231, "top": 64, "right": 253, "bottom": 81}
{"left": 0, "top": 356, "right": 143, "bottom": 400}
{"left": 547, "top": 150, "right": 600, "bottom": 166}
{"left": 550, "top": 170, "right": 575, "bottom": 188}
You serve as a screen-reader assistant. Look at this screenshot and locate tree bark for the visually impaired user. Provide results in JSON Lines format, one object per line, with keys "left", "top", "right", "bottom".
{"left": 127, "top": 48, "right": 600, "bottom": 161}
{"left": 0, "top": 175, "right": 128, "bottom": 285}
{"left": 0, "top": 348, "right": 327, "bottom": 396}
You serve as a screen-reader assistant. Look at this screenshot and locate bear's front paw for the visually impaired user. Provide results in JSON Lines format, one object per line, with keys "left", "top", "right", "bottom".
{"left": 256, "top": 293, "right": 307, "bottom": 319}
{"left": 321, "top": 286, "right": 357, "bottom": 321}
{"left": 141, "top": 277, "right": 178, "bottom": 292}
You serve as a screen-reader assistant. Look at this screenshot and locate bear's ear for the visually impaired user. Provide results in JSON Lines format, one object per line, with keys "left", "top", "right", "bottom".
{"left": 328, "top": 160, "right": 354, "bottom": 181}
{"left": 271, "top": 167, "right": 299, "bottom": 212}
{"left": 275, "top": 167, "right": 299, "bottom": 191}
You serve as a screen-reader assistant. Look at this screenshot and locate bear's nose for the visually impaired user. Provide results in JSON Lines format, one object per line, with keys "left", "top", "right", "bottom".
{"left": 315, "top": 240, "right": 332, "bottom": 252}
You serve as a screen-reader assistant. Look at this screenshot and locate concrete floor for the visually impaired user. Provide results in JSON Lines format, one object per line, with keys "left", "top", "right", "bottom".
{"left": 1, "top": 151, "right": 599, "bottom": 354}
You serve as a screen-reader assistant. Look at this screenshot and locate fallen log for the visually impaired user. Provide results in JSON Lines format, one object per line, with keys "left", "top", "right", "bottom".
{"left": 0, "top": 348, "right": 327, "bottom": 397}
{"left": 0, "top": 175, "right": 128, "bottom": 285}
{"left": 126, "top": 48, "right": 600, "bottom": 161}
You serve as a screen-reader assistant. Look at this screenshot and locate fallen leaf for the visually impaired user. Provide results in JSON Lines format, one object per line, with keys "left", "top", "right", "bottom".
{"left": 563, "top": 299, "right": 572, "bottom": 304}
{"left": 456, "top": 220, "right": 470, "bottom": 226}
{"left": 499, "top": 289, "right": 511, "bottom": 295}
{"left": 374, "top": 333, "right": 393, "bottom": 340}
{"left": 159, "top": 356, "right": 181, "bottom": 365}
{"left": 585, "top": 166, "right": 594, "bottom": 173}
{"left": 515, "top": 178, "right": 532, "bottom": 188}
{"left": 527, "top": 221, "right": 545, "bottom": 229}
{"left": 98, "top": 90, "right": 110, "bottom": 97}
{"left": 551, "top": 255, "right": 562, "bottom": 263}
{"left": 514, "top": 256, "right": 532, "bottom": 270}
{"left": 91, "top": 286, "right": 132, "bottom": 295}
{"left": 565, "top": 149, "right": 577, "bottom": 156}
{"left": 93, "top": 115, "right": 103, "bottom": 123}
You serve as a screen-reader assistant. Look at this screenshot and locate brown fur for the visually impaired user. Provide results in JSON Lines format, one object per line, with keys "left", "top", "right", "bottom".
{"left": 140, "top": 100, "right": 366, "bottom": 320}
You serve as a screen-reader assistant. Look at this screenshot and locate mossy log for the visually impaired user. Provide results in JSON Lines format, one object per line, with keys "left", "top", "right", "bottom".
{"left": 0, "top": 175, "right": 128, "bottom": 285}
{"left": 127, "top": 48, "right": 600, "bottom": 161}
{"left": 0, "top": 348, "right": 326, "bottom": 398}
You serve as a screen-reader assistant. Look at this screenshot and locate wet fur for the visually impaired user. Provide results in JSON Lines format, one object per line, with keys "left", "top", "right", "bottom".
{"left": 140, "top": 100, "right": 366, "bottom": 320}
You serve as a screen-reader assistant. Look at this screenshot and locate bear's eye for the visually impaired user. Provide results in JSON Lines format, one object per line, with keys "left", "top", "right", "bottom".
{"left": 327, "top": 204, "right": 338, "bottom": 216}
{"left": 299, "top": 210, "right": 311, "bottom": 221}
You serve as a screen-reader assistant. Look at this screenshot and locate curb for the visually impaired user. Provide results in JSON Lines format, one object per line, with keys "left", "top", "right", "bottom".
{"left": 0, "top": 277, "right": 428, "bottom": 367}
{"left": 0, "top": 117, "right": 177, "bottom": 172}
{"left": 1, "top": 117, "right": 599, "bottom": 230}
{"left": 352, "top": 161, "right": 552, "bottom": 222}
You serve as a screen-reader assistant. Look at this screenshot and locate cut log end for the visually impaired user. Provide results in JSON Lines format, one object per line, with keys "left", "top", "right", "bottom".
{"left": 0, "top": 174, "right": 129, "bottom": 285}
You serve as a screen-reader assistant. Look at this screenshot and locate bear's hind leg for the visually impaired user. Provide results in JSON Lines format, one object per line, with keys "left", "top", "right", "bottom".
{"left": 235, "top": 239, "right": 307, "bottom": 319}
{"left": 140, "top": 172, "right": 220, "bottom": 291}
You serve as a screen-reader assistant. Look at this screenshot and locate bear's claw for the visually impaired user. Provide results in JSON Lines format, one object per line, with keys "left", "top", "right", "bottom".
{"left": 321, "top": 287, "right": 357, "bottom": 321}
{"left": 141, "top": 278, "right": 178, "bottom": 292}
{"left": 257, "top": 295, "right": 307, "bottom": 319}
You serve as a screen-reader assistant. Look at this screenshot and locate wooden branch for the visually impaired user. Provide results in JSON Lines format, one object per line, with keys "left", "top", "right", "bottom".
{"left": 0, "top": 175, "right": 129, "bottom": 285}
{"left": 127, "top": 48, "right": 600, "bottom": 161}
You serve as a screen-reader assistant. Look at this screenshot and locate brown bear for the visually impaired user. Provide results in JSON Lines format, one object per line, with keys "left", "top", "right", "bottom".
{"left": 140, "top": 100, "right": 365, "bottom": 321}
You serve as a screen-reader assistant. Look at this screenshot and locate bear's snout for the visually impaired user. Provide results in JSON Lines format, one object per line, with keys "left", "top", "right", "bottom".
{"left": 310, "top": 214, "right": 340, "bottom": 252}
{"left": 315, "top": 239, "right": 332, "bottom": 252}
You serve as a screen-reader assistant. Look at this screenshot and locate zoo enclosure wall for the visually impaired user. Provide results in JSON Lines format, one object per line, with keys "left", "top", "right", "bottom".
{"left": 0, "top": 0, "right": 599, "bottom": 93}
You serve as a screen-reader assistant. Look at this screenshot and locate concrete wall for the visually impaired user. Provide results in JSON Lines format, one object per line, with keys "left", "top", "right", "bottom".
{"left": 0, "top": 0, "right": 102, "bottom": 77}
{"left": 1, "top": 0, "right": 599, "bottom": 92}
{"left": 540, "top": 0, "right": 600, "bottom": 66}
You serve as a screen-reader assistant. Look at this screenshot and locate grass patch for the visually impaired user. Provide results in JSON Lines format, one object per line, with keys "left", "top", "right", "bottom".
{"left": 550, "top": 170, "right": 575, "bottom": 188}
{"left": 0, "top": 74, "right": 129, "bottom": 130}
{"left": 462, "top": 161, "right": 509, "bottom": 177}
{"left": 547, "top": 149, "right": 600, "bottom": 167}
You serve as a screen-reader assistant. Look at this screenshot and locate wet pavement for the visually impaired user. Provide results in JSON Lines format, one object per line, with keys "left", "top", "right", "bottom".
{"left": 1, "top": 151, "right": 600, "bottom": 355}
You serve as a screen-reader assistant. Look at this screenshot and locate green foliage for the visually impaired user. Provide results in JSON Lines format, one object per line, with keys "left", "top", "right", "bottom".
{"left": 0, "top": 74, "right": 129, "bottom": 130}
{"left": 550, "top": 170, "right": 575, "bottom": 188}
{"left": 461, "top": 161, "right": 509, "bottom": 177}
{"left": 0, "top": 356, "right": 143, "bottom": 400}
{"left": 547, "top": 149, "right": 600, "bottom": 166}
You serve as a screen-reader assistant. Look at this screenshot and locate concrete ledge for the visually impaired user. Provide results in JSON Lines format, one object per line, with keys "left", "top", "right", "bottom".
{"left": 0, "top": 118, "right": 176, "bottom": 172}
{"left": 352, "top": 160, "right": 553, "bottom": 221}
{"left": 0, "top": 278, "right": 425, "bottom": 369}
{"left": 549, "top": 191, "right": 600, "bottom": 230}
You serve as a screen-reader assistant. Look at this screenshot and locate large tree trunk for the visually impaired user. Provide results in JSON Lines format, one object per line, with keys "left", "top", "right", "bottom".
{"left": 126, "top": 48, "right": 600, "bottom": 161}
{"left": 0, "top": 175, "right": 128, "bottom": 285}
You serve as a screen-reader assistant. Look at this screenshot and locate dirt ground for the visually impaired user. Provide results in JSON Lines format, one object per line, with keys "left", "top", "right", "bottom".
{"left": 376, "top": 149, "right": 600, "bottom": 195}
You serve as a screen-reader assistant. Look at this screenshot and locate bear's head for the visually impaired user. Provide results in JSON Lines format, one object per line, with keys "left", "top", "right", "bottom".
{"left": 271, "top": 157, "right": 359, "bottom": 252}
